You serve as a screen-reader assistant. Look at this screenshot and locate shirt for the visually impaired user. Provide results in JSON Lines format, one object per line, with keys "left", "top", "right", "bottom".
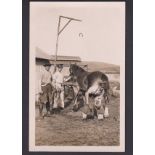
{"left": 41, "top": 69, "right": 52, "bottom": 86}
{"left": 52, "top": 71, "right": 64, "bottom": 89}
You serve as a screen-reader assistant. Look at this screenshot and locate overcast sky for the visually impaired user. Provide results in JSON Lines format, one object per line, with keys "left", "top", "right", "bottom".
{"left": 30, "top": 2, "right": 125, "bottom": 65}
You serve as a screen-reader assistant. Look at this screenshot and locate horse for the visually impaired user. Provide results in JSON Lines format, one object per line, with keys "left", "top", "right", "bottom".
{"left": 68, "top": 64, "right": 110, "bottom": 118}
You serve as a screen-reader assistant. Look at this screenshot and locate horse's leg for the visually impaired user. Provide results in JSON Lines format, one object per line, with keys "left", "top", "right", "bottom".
{"left": 97, "top": 98, "right": 104, "bottom": 120}
{"left": 72, "top": 91, "right": 80, "bottom": 111}
{"left": 81, "top": 101, "right": 94, "bottom": 120}
{"left": 72, "top": 86, "right": 79, "bottom": 105}
{"left": 104, "top": 91, "right": 109, "bottom": 118}
{"left": 85, "top": 90, "right": 96, "bottom": 118}
{"left": 97, "top": 106, "right": 104, "bottom": 120}
{"left": 82, "top": 95, "right": 86, "bottom": 105}
{"left": 71, "top": 86, "right": 75, "bottom": 100}
{"left": 85, "top": 91, "right": 89, "bottom": 105}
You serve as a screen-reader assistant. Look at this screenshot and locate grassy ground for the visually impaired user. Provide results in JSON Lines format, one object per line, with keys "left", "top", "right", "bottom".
{"left": 35, "top": 61, "right": 120, "bottom": 146}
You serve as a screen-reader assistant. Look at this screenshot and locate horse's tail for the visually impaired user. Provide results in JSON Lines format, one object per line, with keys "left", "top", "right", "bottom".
{"left": 100, "top": 73, "right": 110, "bottom": 90}
{"left": 99, "top": 81, "right": 109, "bottom": 91}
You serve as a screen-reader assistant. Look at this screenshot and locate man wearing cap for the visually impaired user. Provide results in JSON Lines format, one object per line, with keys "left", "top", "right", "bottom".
{"left": 52, "top": 64, "right": 65, "bottom": 109}
{"left": 39, "top": 63, "right": 55, "bottom": 117}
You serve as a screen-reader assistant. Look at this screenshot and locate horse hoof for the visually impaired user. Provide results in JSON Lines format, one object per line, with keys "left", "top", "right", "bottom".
{"left": 104, "top": 107, "right": 109, "bottom": 118}
{"left": 82, "top": 112, "right": 87, "bottom": 119}
{"left": 98, "top": 114, "right": 104, "bottom": 120}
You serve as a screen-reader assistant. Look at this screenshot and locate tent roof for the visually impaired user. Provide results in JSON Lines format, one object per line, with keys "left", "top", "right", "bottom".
{"left": 35, "top": 47, "right": 51, "bottom": 60}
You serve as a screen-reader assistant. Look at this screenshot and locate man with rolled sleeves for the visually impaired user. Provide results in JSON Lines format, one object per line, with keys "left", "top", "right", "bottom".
{"left": 39, "top": 63, "right": 55, "bottom": 117}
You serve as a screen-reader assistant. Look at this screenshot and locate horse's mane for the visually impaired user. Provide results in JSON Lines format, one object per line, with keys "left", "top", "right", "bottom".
{"left": 75, "top": 65, "right": 86, "bottom": 73}
{"left": 70, "top": 64, "right": 109, "bottom": 92}
{"left": 70, "top": 64, "right": 88, "bottom": 78}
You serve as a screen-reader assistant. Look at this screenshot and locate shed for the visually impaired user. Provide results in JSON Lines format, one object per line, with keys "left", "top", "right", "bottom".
{"left": 35, "top": 47, "right": 81, "bottom": 65}
{"left": 49, "top": 55, "right": 81, "bottom": 65}
{"left": 35, "top": 47, "right": 83, "bottom": 102}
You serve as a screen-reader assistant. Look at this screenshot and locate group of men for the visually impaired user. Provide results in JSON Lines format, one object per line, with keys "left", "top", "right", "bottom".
{"left": 39, "top": 63, "right": 66, "bottom": 117}
{"left": 38, "top": 63, "right": 107, "bottom": 120}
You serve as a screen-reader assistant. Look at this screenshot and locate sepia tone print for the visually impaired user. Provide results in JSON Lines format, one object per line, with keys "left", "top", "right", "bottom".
{"left": 29, "top": 2, "right": 125, "bottom": 152}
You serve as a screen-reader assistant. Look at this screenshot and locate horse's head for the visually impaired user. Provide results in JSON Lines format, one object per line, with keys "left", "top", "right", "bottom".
{"left": 69, "top": 64, "right": 86, "bottom": 77}
{"left": 69, "top": 64, "right": 78, "bottom": 76}
{"left": 67, "top": 64, "right": 79, "bottom": 82}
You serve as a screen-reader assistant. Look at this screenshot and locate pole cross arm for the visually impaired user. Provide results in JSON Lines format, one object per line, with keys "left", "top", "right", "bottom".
{"left": 58, "top": 16, "right": 82, "bottom": 35}
{"left": 60, "top": 15, "right": 82, "bottom": 22}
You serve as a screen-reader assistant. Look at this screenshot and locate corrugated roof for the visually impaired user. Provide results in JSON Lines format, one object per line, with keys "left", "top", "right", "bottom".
{"left": 49, "top": 60, "right": 83, "bottom": 65}
{"left": 50, "top": 55, "right": 81, "bottom": 61}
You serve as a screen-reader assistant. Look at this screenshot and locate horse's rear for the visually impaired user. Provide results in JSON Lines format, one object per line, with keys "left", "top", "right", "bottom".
{"left": 85, "top": 71, "right": 110, "bottom": 118}
{"left": 87, "top": 71, "right": 109, "bottom": 90}
{"left": 69, "top": 64, "right": 110, "bottom": 119}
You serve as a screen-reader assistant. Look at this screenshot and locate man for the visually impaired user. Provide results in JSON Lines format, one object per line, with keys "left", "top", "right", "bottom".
{"left": 52, "top": 64, "right": 65, "bottom": 110}
{"left": 81, "top": 86, "right": 105, "bottom": 120}
{"left": 39, "top": 63, "right": 54, "bottom": 117}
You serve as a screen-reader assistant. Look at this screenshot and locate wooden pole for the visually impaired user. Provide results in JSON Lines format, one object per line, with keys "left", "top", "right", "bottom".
{"left": 54, "top": 16, "right": 61, "bottom": 73}
{"left": 54, "top": 16, "right": 82, "bottom": 72}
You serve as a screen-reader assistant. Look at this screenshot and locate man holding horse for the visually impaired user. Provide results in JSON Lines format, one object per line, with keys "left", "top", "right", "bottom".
{"left": 52, "top": 64, "right": 65, "bottom": 110}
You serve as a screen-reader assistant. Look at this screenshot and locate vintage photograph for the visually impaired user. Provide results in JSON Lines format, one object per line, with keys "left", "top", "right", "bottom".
{"left": 29, "top": 2, "right": 125, "bottom": 152}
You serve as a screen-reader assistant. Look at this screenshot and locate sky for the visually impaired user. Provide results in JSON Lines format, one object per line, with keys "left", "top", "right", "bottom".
{"left": 30, "top": 2, "right": 125, "bottom": 65}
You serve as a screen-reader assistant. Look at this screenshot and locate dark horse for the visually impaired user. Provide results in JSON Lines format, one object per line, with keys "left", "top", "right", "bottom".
{"left": 68, "top": 64, "right": 110, "bottom": 118}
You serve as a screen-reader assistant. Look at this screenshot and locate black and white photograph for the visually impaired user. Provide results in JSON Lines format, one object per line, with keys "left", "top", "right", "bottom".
{"left": 29, "top": 2, "right": 125, "bottom": 152}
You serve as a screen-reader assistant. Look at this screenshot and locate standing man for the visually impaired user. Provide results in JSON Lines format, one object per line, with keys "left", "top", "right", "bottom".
{"left": 39, "top": 63, "right": 54, "bottom": 117}
{"left": 52, "top": 64, "right": 65, "bottom": 110}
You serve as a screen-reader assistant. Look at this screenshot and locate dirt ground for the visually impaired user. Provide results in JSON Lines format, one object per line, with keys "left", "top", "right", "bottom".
{"left": 35, "top": 95, "right": 120, "bottom": 146}
{"left": 35, "top": 62, "right": 120, "bottom": 146}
